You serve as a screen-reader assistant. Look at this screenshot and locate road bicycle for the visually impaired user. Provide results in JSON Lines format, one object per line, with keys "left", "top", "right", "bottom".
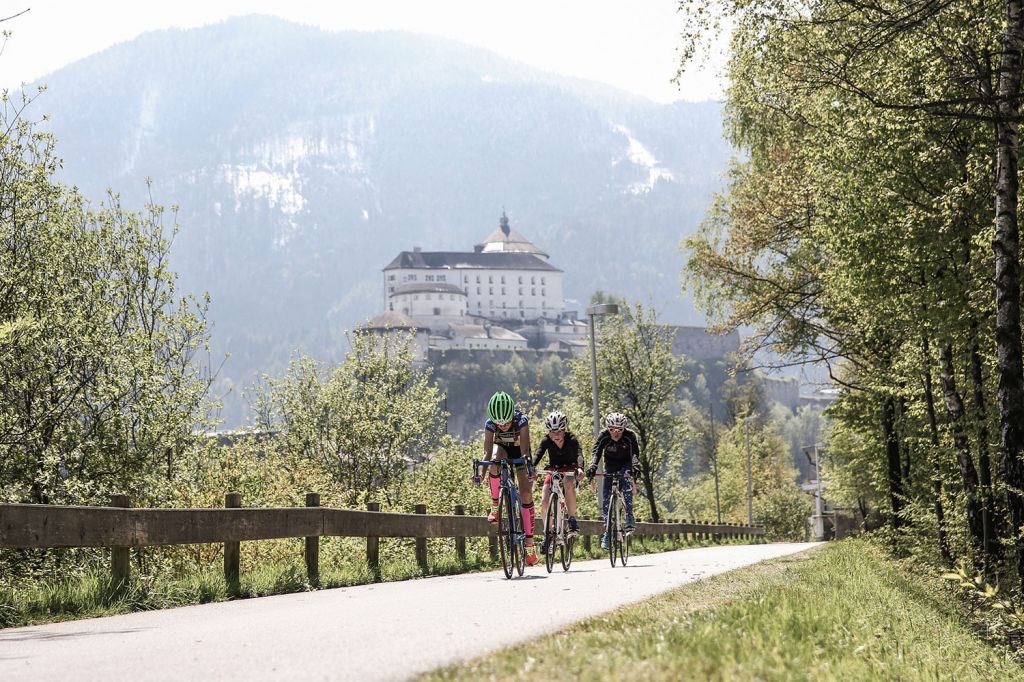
{"left": 473, "top": 457, "right": 531, "bottom": 579}
{"left": 537, "top": 468, "right": 579, "bottom": 572}
{"left": 595, "top": 471, "right": 634, "bottom": 567}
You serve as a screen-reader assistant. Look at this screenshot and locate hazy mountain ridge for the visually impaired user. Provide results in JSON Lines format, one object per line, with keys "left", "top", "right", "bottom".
{"left": 31, "top": 15, "right": 730, "bottom": 424}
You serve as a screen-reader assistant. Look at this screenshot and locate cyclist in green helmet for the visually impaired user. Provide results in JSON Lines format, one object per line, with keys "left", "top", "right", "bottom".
{"left": 478, "top": 390, "right": 538, "bottom": 566}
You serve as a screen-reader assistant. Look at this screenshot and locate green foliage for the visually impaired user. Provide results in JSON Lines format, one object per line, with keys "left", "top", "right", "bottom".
{"left": 250, "top": 331, "right": 445, "bottom": 506}
{"left": 0, "top": 91, "right": 215, "bottom": 509}
{"left": 670, "top": 417, "right": 810, "bottom": 539}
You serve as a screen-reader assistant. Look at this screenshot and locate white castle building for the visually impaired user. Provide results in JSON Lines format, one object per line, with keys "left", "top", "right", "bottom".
{"left": 365, "top": 213, "right": 587, "bottom": 353}
{"left": 383, "top": 213, "right": 566, "bottom": 329}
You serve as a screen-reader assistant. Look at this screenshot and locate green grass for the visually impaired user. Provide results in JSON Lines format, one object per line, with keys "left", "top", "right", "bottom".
{"left": 0, "top": 533, "right": 754, "bottom": 629}
{"left": 422, "top": 540, "right": 1024, "bottom": 681}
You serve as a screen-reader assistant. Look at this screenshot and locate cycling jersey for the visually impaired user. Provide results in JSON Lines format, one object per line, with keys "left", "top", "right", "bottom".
{"left": 532, "top": 431, "right": 582, "bottom": 469}
{"left": 590, "top": 428, "right": 640, "bottom": 475}
{"left": 484, "top": 408, "right": 529, "bottom": 451}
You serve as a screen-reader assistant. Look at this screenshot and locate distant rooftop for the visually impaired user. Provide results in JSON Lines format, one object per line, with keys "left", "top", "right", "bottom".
{"left": 361, "top": 311, "right": 419, "bottom": 330}
{"left": 384, "top": 250, "right": 560, "bottom": 272}
{"left": 474, "top": 211, "right": 549, "bottom": 259}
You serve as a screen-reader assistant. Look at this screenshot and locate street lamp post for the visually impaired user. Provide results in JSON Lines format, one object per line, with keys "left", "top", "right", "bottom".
{"left": 587, "top": 303, "right": 619, "bottom": 512}
{"left": 802, "top": 442, "right": 827, "bottom": 541}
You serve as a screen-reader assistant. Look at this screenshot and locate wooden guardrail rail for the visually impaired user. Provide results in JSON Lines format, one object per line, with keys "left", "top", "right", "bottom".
{"left": 0, "top": 494, "right": 765, "bottom": 590}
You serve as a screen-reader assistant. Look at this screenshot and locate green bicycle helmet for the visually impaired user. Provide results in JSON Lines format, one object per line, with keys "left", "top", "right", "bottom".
{"left": 487, "top": 391, "right": 516, "bottom": 422}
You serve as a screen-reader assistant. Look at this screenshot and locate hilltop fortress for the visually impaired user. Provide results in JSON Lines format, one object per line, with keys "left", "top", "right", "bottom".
{"left": 359, "top": 213, "right": 740, "bottom": 361}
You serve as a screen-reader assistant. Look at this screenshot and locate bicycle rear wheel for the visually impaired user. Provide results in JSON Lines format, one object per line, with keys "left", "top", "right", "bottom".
{"left": 544, "top": 496, "right": 557, "bottom": 573}
{"left": 497, "top": 488, "right": 513, "bottom": 579}
{"left": 607, "top": 496, "right": 618, "bottom": 567}
{"left": 512, "top": 492, "right": 526, "bottom": 576}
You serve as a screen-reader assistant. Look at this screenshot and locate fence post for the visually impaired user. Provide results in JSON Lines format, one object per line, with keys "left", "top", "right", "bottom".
{"left": 305, "top": 492, "right": 320, "bottom": 587}
{"left": 415, "top": 504, "right": 428, "bottom": 572}
{"left": 366, "top": 502, "right": 380, "bottom": 579}
{"left": 583, "top": 517, "right": 592, "bottom": 553}
{"left": 454, "top": 505, "right": 467, "bottom": 563}
{"left": 109, "top": 494, "right": 131, "bottom": 595}
{"left": 224, "top": 492, "right": 242, "bottom": 594}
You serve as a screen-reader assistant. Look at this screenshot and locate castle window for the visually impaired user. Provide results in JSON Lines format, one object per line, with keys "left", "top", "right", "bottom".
{"left": 519, "top": 300, "right": 524, "bottom": 308}
{"left": 408, "top": 274, "right": 417, "bottom": 281}
{"left": 531, "top": 276, "right": 535, "bottom": 284}
{"left": 426, "top": 275, "right": 435, "bottom": 281}
{"left": 388, "top": 275, "right": 396, "bottom": 281}
{"left": 531, "top": 288, "right": 536, "bottom": 296}
{"left": 477, "top": 287, "right": 481, "bottom": 295}
{"left": 518, "top": 276, "right": 523, "bottom": 284}
{"left": 489, "top": 276, "right": 493, "bottom": 284}
{"left": 519, "top": 287, "right": 523, "bottom": 295}
{"left": 541, "top": 277, "right": 546, "bottom": 285}
{"left": 542, "top": 288, "right": 546, "bottom": 296}
{"left": 501, "top": 287, "right": 506, "bottom": 295}
{"left": 476, "top": 275, "right": 481, "bottom": 283}
{"left": 413, "top": 295, "right": 419, "bottom": 301}
{"left": 433, "top": 308, "right": 441, "bottom": 316}
{"left": 388, "top": 287, "right": 394, "bottom": 294}
{"left": 389, "top": 303, "right": 394, "bottom": 311}
{"left": 438, "top": 275, "right": 446, "bottom": 282}
{"left": 501, "top": 276, "right": 506, "bottom": 284}
{"left": 489, "top": 287, "right": 494, "bottom": 295}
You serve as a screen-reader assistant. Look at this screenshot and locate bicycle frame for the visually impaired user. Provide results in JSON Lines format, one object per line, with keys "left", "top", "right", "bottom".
{"left": 473, "top": 457, "right": 531, "bottom": 578}
{"left": 538, "top": 469, "right": 577, "bottom": 572}
{"left": 595, "top": 471, "right": 632, "bottom": 567}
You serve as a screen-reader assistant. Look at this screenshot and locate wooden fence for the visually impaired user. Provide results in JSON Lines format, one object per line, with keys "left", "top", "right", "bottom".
{"left": 0, "top": 494, "right": 765, "bottom": 591}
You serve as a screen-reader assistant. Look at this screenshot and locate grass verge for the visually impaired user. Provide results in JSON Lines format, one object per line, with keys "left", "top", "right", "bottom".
{"left": 422, "top": 540, "right": 1024, "bottom": 681}
{"left": 0, "top": 533, "right": 756, "bottom": 629}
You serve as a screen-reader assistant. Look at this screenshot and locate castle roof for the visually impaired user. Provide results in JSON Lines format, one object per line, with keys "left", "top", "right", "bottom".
{"left": 474, "top": 212, "right": 549, "bottom": 258}
{"left": 383, "top": 250, "right": 560, "bottom": 272}
{"left": 361, "top": 311, "right": 420, "bottom": 331}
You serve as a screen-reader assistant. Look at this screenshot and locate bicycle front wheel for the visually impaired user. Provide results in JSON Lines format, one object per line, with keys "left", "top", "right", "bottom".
{"left": 544, "top": 496, "right": 557, "bottom": 573}
{"left": 561, "top": 511, "right": 574, "bottom": 571}
{"left": 607, "top": 496, "right": 618, "bottom": 567}
{"left": 497, "top": 488, "right": 513, "bottom": 579}
{"left": 512, "top": 492, "right": 526, "bottom": 576}
{"left": 618, "top": 499, "right": 630, "bottom": 567}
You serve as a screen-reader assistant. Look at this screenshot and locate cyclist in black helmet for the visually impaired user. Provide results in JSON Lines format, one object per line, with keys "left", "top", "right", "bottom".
{"left": 479, "top": 390, "right": 538, "bottom": 566}
{"left": 586, "top": 411, "right": 640, "bottom": 550}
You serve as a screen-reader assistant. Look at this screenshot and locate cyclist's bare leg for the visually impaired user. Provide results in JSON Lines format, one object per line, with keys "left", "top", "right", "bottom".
{"left": 539, "top": 481, "right": 552, "bottom": 524}
{"left": 564, "top": 478, "right": 579, "bottom": 517}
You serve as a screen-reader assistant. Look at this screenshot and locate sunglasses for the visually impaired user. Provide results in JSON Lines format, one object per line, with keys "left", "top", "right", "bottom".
{"left": 609, "top": 427, "right": 624, "bottom": 433}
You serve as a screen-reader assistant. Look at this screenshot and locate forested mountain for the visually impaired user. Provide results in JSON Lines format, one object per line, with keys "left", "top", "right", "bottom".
{"left": 30, "top": 15, "right": 729, "bottom": 424}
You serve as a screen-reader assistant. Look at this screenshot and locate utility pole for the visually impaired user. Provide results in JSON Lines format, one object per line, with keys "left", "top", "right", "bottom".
{"left": 744, "top": 415, "right": 753, "bottom": 526}
{"left": 710, "top": 403, "right": 721, "bottom": 524}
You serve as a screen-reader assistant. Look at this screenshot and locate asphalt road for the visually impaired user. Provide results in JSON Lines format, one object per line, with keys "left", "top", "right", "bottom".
{"left": 0, "top": 542, "right": 818, "bottom": 681}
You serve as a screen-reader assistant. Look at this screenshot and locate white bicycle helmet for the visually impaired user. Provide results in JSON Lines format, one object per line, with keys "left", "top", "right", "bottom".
{"left": 544, "top": 410, "right": 568, "bottom": 431}
{"left": 604, "top": 412, "right": 628, "bottom": 429}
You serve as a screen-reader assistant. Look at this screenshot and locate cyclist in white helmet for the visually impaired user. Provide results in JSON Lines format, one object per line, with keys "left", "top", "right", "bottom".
{"left": 532, "top": 410, "right": 584, "bottom": 555}
{"left": 586, "top": 411, "right": 640, "bottom": 550}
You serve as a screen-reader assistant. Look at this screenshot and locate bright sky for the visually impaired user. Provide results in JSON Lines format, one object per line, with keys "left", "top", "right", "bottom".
{"left": 0, "top": 1, "right": 726, "bottom": 102}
